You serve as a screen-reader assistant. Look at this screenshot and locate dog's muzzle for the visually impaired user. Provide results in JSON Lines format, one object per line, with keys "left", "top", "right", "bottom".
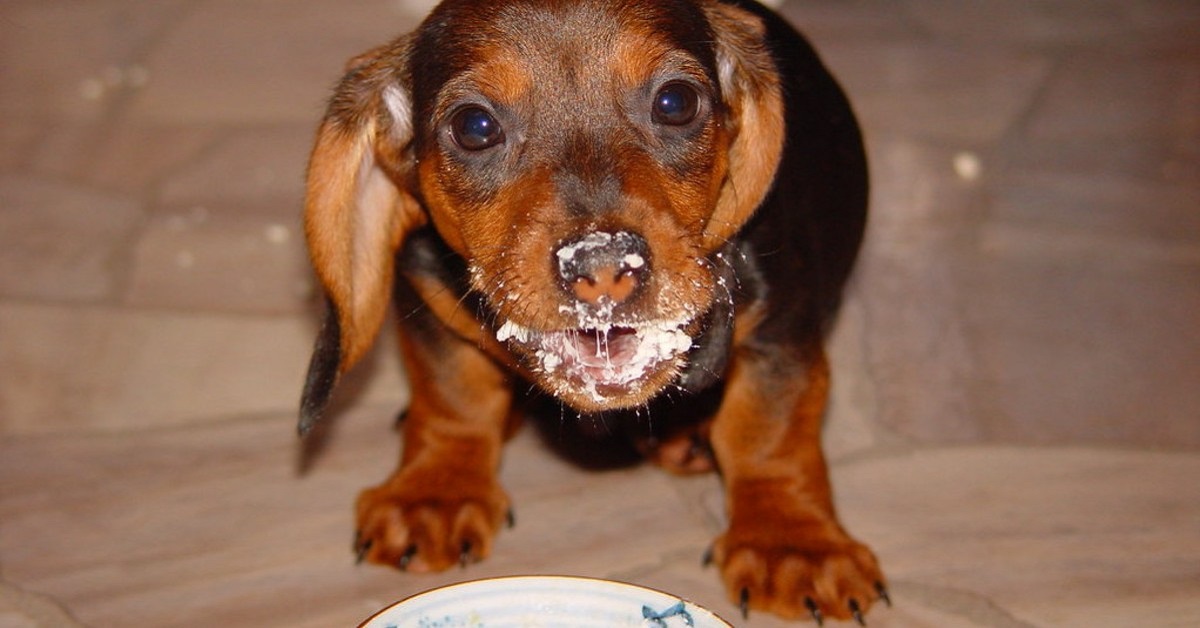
{"left": 494, "top": 230, "right": 695, "bottom": 405}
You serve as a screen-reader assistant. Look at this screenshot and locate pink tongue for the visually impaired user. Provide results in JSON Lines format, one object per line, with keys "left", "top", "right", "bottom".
{"left": 571, "top": 327, "right": 638, "bottom": 367}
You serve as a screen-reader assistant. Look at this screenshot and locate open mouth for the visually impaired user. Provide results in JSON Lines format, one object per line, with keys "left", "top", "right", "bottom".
{"left": 495, "top": 319, "right": 693, "bottom": 404}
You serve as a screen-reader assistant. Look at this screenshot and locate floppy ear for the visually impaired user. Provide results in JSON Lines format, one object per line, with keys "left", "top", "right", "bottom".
{"left": 299, "top": 37, "right": 426, "bottom": 435}
{"left": 701, "top": 2, "right": 785, "bottom": 250}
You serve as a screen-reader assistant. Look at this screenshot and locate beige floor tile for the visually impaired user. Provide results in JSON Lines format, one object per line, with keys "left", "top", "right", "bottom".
{"left": 825, "top": 292, "right": 892, "bottom": 460}
{"left": 778, "top": 2, "right": 918, "bottom": 45}
{"left": 1007, "top": 136, "right": 1199, "bottom": 190}
{"left": 1125, "top": 0, "right": 1200, "bottom": 36}
{"left": 0, "top": 120, "right": 42, "bottom": 171}
{"left": 964, "top": 244, "right": 1200, "bottom": 446}
{"left": 972, "top": 172, "right": 1200, "bottom": 446}
{"left": 0, "top": 303, "right": 406, "bottom": 433}
{"left": 821, "top": 42, "right": 1051, "bottom": 144}
{"left": 5, "top": 414, "right": 1196, "bottom": 627}
{"left": 158, "top": 126, "right": 313, "bottom": 206}
{"left": 1025, "top": 44, "right": 1200, "bottom": 145}
{"left": 904, "top": 0, "right": 1200, "bottom": 47}
{"left": 30, "top": 120, "right": 221, "bottom": 196}
{"left": 127, "top": 1, "right": 422, "bottom": 125}
{"left": 0, "top": 1, "right": 190, "bottom": 121}
{"left": 0, "top": 581, "right": 82, "bottom": 628}
{"left": 0, "top": 174, "right": 143, "bottom": 302}
{"left": 841, "top": 447, "right": 1200, "bottom": 627}
{"left": 124, "top": 203, "right": 314, "bottom": 314}
{"left": 0, "top": 412, "right": 713, "bottom": 627}
{"left": 852, "top": 139, "right": 990, "bottom": 443}
{"left": 991, "top": 166, "right": 1200, "bottom": 258}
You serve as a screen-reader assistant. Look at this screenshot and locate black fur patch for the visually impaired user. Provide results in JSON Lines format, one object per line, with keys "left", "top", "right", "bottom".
{"left": 298, "top": 300, "right": 342, "bottom": 437}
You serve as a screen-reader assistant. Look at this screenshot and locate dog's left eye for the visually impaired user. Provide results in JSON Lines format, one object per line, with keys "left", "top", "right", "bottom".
{"left": 652, "top": 82, "right": 700, "bottom": 126}
{"left": 451, "top": 106, "right": 505, "bottom": 151}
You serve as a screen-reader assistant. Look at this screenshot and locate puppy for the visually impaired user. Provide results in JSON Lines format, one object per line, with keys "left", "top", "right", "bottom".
{"left": 298, "top": 0, "right": 885, "bottom": 622}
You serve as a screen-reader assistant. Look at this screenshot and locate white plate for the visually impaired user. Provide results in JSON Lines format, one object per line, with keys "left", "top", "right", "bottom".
{"left": 358, "top": 575, "right": 732, "bottom": 628}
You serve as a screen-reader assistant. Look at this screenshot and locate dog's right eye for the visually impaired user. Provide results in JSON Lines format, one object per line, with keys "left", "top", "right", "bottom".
{"left": 450, "top": 107, "right": 505, "bottom": 151}
{"left": 652, "top": 82, "right": 700, "bottom": 126}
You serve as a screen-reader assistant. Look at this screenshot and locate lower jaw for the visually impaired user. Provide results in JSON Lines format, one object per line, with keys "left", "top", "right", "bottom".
{"left": 496, "top": 320, "right": 694, "bottom": 410}
{"left": 537, "top": 362, "right": 680, "bottom": 412}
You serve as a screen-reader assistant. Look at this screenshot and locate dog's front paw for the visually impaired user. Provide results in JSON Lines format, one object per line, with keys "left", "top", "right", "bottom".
{"left": 710, "top": 519, "right": 887, "bottom": 624}
{"left": 353, "top": 473, "right": 511, "bottom": 573}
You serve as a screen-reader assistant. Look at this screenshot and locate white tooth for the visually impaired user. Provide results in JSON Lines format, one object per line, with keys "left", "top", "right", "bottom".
{"left": 496, "top": 320, "right": 530, "bottom": 343}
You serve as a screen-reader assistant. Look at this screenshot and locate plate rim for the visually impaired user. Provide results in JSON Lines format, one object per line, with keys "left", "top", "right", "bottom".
{"left": 356, "top": 574, "right": 732, "bottom": 627}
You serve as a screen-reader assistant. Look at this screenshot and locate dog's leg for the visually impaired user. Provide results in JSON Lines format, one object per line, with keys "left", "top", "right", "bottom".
{"left": 708, "top": 347, "right": 885, "bottom": 622}
{"left": 638, "top": 421, "right": 717, "bottom": 475}
{"left": 354, "top": 313, "right": 514, "bottom": 572}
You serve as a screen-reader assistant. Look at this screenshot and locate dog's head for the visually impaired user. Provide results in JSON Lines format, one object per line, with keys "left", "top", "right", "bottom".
{"left": 301, "top": 0, "right": 783, "bottom": 429}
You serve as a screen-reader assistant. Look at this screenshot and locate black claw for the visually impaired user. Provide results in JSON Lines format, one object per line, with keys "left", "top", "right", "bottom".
{"left": 354, "top": 536, "right": 373, "bottom": 565}
{"left": 393, "top": 409, "right": 409, "bottom": 428}
{"left": 459, "top": 540, "right": 474, "bottom": 568}
{"left": 701, "top": 544, "right": 714, "bottom": 567}
{"left": 397, "top": 545, "right": 417, "bottom": 571}
{"left": 805, "top": 597, "right": 824, "bottom": 626}
{"left": 875, "top": 582, "right": 892, "bottom": 608}
{"left": 849, "top": 598, "right": 866, "bottom": 626}
{"left": 739, "top": 588, "right": 750, "bottom": 620}
{"left": 506, "top": 507, "right": 516, "bottom": 529}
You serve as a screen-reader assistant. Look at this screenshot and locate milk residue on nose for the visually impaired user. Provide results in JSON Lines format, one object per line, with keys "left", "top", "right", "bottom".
{"left": 555, "top": 232, "right": 616, "bottom": 266}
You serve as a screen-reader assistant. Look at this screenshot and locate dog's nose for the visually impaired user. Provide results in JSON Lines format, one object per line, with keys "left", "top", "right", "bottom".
{"left": 555, "top": 231, "right": 649, "bottom": 307}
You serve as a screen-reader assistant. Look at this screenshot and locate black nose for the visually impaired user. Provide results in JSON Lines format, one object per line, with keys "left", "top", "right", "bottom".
{"left": 554, "top": 231, "right": 650, "bottom": 307}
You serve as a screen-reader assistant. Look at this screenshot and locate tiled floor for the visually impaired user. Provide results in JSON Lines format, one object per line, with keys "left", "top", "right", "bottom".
{"left": 1, "top": 1, "right": 1198, "bottom": 626}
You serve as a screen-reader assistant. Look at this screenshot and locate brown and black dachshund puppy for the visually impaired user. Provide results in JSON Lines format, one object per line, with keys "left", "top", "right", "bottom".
{"left": 299, "top": 0, "right": 884, "bottom": 622}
